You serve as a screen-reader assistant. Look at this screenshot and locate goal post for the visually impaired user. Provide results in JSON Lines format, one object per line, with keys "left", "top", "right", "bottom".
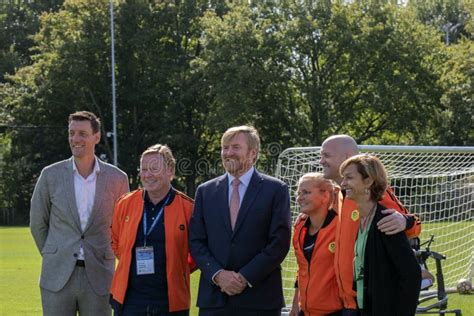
{"left": 275, "top": 145, "right": 474, "bottom": 307}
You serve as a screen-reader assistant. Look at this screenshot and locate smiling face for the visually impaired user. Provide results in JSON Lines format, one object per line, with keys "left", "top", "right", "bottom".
{"left": 221, "top": 132, "right": 257, "bottom": 177}
{"left": 340, "top": 163, "right": 373, "bottom": 202}
{"left": 140, "top": 153, "right": 173, "bottom": 197}
{"left": 296, "top": 180, "right": 330, "bottom": 216}
{"left": 68, "top": 120, "right": 100, "bottom": 160}
{"left": 319, "top": 140, "right": 349, "bottom": 183}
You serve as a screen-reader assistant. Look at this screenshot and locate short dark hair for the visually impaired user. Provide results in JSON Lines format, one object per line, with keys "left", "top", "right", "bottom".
{"left": 68, "top": 111, "right": 101, "bottom": 134}
{"left": 340, "top": 154, "right": 388, "bottom": 201}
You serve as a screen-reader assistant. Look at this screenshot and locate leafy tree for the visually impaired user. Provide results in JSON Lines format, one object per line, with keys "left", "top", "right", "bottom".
{"left": 434, "top": 39, "right": 474, "bottom": 145}
{"left": 277, "top": 1, "right": 444, "bottom": 144}
{"left": 195, "top": 3, "right": 310, "bottom": 164}
{"left": 1, "top": 0, "right": 472, "bottom": 225}
{"left": 112, "top": 0, "right": 221, "bottom": 194}
{"left": 408, "top": 0, "right": 472, "bottom": 44}
{"left": 1, "top": 1, "right": 113, "bottom": 224}
{"left": 0, "top": 1, "right": 63, "bottom": 81}
{"left": 0, "top": 0, "right": 222, "bottom": 223}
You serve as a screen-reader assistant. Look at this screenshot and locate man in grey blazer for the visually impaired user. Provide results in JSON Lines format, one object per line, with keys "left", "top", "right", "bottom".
{"left": 30, "top": 111, "right": 129, "bottom": 316}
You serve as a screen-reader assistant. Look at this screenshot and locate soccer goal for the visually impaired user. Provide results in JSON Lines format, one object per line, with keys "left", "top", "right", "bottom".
{"left": 275, "top": 145, "right": 474, "bottom": 307}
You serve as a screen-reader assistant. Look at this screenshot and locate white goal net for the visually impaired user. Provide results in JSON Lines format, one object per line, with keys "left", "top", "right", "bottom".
{"left": 276, "top": 145, "right": 474, "bottom": 306}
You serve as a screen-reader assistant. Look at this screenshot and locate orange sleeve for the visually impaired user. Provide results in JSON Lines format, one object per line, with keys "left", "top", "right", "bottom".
{"left": 382, "top": 187, "right": 422, "bottom": 239}
{"left": 182, "top": 192, "right": 197, "bottom": 273}
{"left": 405, "top": 214, "right": 422, "bottom": 239}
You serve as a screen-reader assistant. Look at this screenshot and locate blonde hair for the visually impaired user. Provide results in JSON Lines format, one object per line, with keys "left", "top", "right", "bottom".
{"left": 340, "top": 154, "right": 388, "bottom": 201}
{"left": 141, "top": 144, "right": 176, "bottom": 172}
{"left": 298, "top": 172, "right": 339, "bottom": 206}
{"left": 221, "top": 125, "right": 260, "bottom": 160}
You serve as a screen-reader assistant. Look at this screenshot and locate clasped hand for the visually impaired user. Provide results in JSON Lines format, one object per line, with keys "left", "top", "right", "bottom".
{"left": 215, "top": 270, "right": 247, "bottom": 296}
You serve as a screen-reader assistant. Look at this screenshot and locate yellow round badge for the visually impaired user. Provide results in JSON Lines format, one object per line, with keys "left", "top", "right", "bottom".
{"left": 125, "top": 215, "right": 130, "bottom": 222}
{"left": 351, "top": 210, "right": 359, "bottom": 221}
{"left": 328, "top": 242, "right": 336, "bottom": 253}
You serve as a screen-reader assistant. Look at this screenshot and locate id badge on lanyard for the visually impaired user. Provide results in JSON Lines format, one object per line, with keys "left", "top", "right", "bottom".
{"left": 134, "top": 191, "right": 171, "bottom": 275}
{"left": 136, "top": 246, "right": 154, "bottom": 275}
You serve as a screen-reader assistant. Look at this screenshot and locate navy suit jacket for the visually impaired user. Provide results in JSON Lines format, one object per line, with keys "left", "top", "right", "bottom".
{"left": 189, "top": 170, "right": 291, "bottom": 310}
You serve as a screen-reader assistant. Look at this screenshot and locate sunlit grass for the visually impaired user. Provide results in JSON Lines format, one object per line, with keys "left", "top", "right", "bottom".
{"left": 0, "top": 227, "right": 472, "bottom": 315}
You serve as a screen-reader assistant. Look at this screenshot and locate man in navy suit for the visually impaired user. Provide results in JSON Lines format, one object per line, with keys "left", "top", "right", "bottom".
{"left": 189, "top": 125, "right": 291, "bottom": 316}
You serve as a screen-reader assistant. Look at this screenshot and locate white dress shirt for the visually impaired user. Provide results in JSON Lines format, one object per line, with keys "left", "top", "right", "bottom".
{"left": 72, "top": 157, "right": 100, "bottom": 260}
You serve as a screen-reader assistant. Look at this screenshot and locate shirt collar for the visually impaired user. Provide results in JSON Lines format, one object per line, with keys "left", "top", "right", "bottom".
{"left": 227, "top": 166, "right": 254, "bottom": 188}
{"left": 303, "top": 209, "right": 337, "bottom": 230}
{"left": 72, "top": 156, "right": 101, "bottom": 174}
{"left": 144, "top": 187, "right": 175, "bottom": 208}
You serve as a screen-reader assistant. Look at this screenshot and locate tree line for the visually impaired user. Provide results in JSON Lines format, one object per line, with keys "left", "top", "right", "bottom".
{"left": 0, "top": 0, "right": 472, "bottom": 224}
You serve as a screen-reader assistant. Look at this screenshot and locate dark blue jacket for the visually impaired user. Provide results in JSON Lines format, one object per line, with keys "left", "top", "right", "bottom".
{"left": 189, "top": 170, "right": 291, "bottom": 310}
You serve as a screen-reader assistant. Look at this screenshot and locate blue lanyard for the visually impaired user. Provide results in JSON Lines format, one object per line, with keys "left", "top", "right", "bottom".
{"left": 142, "top": 191, "right": 171, "bottom": 246}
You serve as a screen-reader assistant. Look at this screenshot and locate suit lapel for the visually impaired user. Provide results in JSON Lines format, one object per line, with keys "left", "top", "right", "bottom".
{"left": 64, "top": 158, "right": 82, "bottom": 231}
{"left": 215, "top": 174, "right": 233, "bottom": 236}
{"left": 84, "top": 159, "right": 108, "bottom": 233}
{"left": 233, "top": 170, "right": 263, "bottom": 235}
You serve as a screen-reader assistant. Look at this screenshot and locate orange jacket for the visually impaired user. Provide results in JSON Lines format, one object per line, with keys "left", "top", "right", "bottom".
{"left": 334, "top": 186, "right": 421, "bottom": 309}
{"left": 293, "top": 212, "right": 343, "bottom": 315}
{"left": 110, "top": 189, "right": 195, "bottom": 312}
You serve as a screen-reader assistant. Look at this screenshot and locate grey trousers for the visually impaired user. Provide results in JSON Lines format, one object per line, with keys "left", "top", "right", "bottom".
{"left": 40, "top": 265, "right": 111, "bottom": 316}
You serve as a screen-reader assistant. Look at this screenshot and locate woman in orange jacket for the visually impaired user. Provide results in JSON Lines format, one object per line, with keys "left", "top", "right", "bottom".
{"left": 290, "top": 173, "right": 343, "bottom": 316}
{"left": 110, "top": 144, "right": 196, "bottom": 315}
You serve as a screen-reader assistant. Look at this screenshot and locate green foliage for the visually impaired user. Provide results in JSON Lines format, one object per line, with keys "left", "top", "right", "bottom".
{"left": 435, "top": 39, "right": 474, "bottom": 145}
{"left": 195, "top": 4, "right": 310, "bottom": 159}
{"left": 1, "top": 1, "right": 112, "bottom": 224}
{"left": 113, "top": 0, "right": 213, "bottom": 192}
{"left": 0, "top": 4, "right": 38, "bottom": 81}
{"left": 0, "top": 1, "right": 64, "bottom": 81}
{"left": 278, "top": 1, "right": 445, "bottom": 144}
{"left": 408, "top": 0, "right": 472, "bottom": 43}
{"left": 0, "top": 0, "right": 472, "bottom": 224}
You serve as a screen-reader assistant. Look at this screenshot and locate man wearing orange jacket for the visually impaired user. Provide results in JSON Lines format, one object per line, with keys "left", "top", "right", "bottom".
{"left": 319, "top": 135, "right": 421, "bottom": 316}
{"left": 110, "top": 144, "right": 196, "bottom": 315}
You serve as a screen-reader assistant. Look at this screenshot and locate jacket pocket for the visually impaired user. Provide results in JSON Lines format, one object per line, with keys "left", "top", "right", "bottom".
{"left": 41, "top": 245, "right": 57, "bottom": 254}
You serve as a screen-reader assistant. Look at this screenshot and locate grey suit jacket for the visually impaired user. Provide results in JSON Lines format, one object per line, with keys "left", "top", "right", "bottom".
{"left": 30, "top": 157, "right": 129, "bottom": 295}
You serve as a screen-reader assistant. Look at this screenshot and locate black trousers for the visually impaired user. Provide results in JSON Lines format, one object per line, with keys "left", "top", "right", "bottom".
{"left": 199, "top": 306, "right": 280, "bottom": 316}
{"left": 342, "top": 308, "right": 361, "bottom": 316}
{"left": 115, "top": 306, "right": 189, "bottom": 316}
{"left": 300, "top": 310, "right": 343, "bottom": 316}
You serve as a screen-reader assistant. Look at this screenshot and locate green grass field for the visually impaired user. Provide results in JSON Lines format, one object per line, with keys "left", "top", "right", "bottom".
{"left": 1, "top": 227, "right": 472, "bottom": 315}
{"left": 0, "top": 227, "right": 201, "bottom": 315}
